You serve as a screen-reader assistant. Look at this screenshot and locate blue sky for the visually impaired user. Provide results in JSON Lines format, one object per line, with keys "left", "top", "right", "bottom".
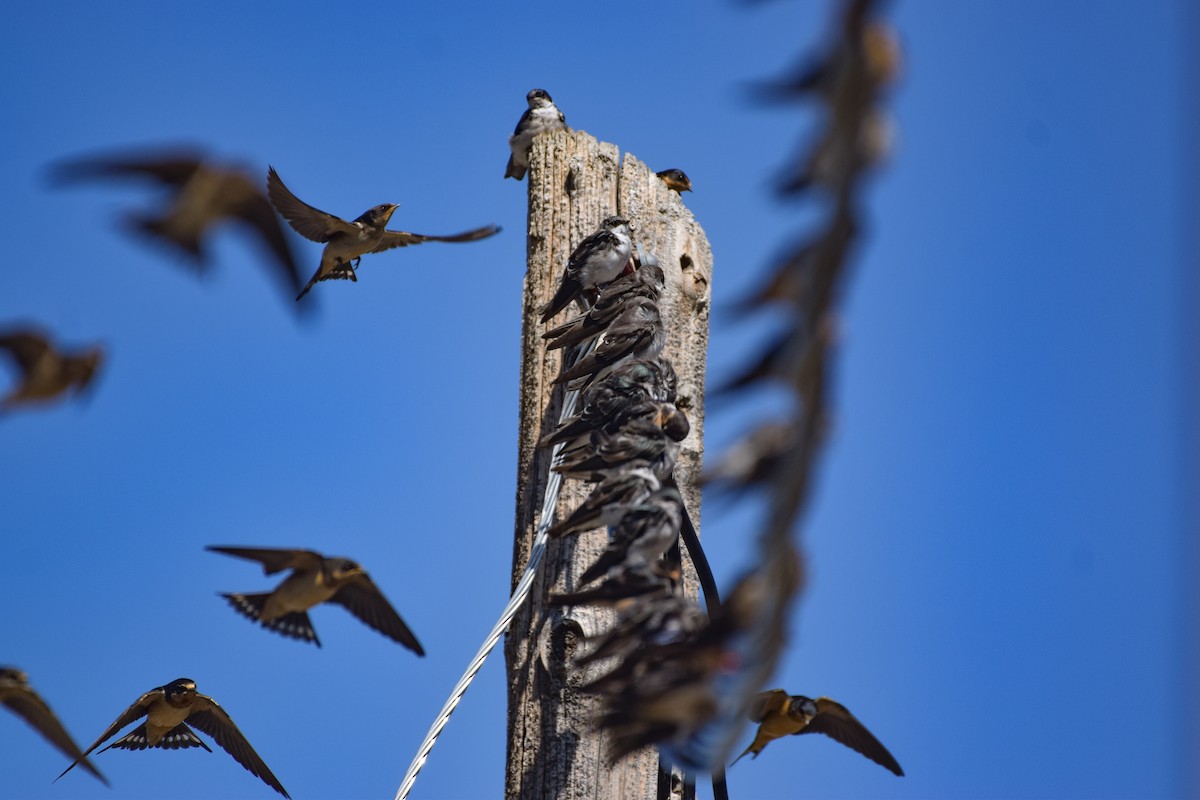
{"left": 1, "top": 1, "right": 1190, "bottom": 798}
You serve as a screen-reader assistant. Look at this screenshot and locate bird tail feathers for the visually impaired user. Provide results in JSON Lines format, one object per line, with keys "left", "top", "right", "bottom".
{"left": 99, "top": 722, "right": 211, "bottom": 753}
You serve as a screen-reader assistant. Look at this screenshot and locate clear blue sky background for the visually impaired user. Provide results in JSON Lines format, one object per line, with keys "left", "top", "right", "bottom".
{"left": 1, "top": 2, "right": 1189, "bottom": 798}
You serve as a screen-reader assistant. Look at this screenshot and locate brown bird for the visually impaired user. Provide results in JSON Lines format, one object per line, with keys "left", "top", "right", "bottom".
{"left": 207, "top": 546, "right": 424, "bottom": 654}
{"left": 655, "top": 168, "right": 693, "bottom": 193}
{"left": 0, "top": 667, "right": 106, "bottom": 785}
{"left": 57, "top": 677, "right": 288, "bottom": 798}
{"left": 0, "top": 328, "right": 103, "bottom": 413}
{"left": 266, "top": 167, "right": 501, "bottom": 300}
{"left": 732, "top": 689, "right": 903, "bottom": 776}
{"left": 50, "top": 148, "right": 304, "bottom": 299}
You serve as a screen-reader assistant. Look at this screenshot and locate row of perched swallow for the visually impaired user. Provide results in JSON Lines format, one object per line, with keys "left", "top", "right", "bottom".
{"left": 4, "top": 546, "right": 424, "bottom": 797}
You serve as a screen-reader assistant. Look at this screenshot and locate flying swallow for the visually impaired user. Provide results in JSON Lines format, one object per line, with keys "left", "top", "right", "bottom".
{"left": 0, "top": 667, "right": 107, "bottom": 785}
{"left": 506, "top": 88, "right": 568, "bottom": 180}
{"left": 655, "top": 169, "right": 693, "bottom": 193}
{"left": 732, "top": 689, "right": 903, "bottom": 776}
{"left": 56, "top": 677, "right": 289, "bottom": 798}
{"left": 0, "top": 328, "right": 103, "bottom": 413}
{"left": 546, "top": 466, "right": 662, "bottom": 539}
{"left": 554, "top": 297, "right": 665, "bottom": 385}
{"left": 266, "top": 167, "right": 501, "bottom": 300}
{"left": 541, "top": 216, "right": 634, "bottom": 322}
{"left": 50, "top": 148, "right": 304, "bottom": 299}
{"left": 207, "top": 546, "right": 423, "bottom": 654}
{"left": 576, "top": 487, "right": 684, "bottom": 585}
{"left": 543, "top": 263, "right": 666, "bottom": 352}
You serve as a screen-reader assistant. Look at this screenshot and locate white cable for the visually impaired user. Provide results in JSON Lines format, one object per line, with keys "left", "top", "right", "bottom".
{"left": 395, "top": 360, "right": 586, "bottom": 800}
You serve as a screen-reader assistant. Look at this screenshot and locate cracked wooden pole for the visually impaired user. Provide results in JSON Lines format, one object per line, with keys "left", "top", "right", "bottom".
{"left": 505, "top": 128, "right": 713, "bottom": 800}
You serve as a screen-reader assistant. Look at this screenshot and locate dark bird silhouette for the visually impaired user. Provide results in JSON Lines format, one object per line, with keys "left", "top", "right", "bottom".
{"left": 207, "top": 546, "right": 423, "bottom": 654}
{"left": 0, "top": 328, "right": 103, "bottom": 413}
{"left": 506, "top": 88, "right": 568, "bottom": 180}
{"left": 56, "top": 677, "right": 289, "bottom": 798}
{"left": 267, "top": 167, "right": 501, "bottom": 300}
{"left": 732, "top": 689, "right": 903, "bottom": 776}
{"left": 50, "top": 148, "right": 304, "bottom": 299}
{"left": 0, "top": 667, "right": 106, "bottom": 785}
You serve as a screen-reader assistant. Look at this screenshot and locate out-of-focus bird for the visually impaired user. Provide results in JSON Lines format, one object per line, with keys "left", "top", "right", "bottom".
{"left": 0, "top": 667, "right": 107, "bottom": 785}
{"left": 554, "top": 296, "right": 665, "bottom": 384}
{"left": 207, "top": 546, "right": 423, "bottom": 654}
{"left": 541, "top": 216, "right": 634, "bottom": 322}
{"left": 50, "top": 148, "right": 304, "bottom": 299}
{"left": 732, "top": 689, "right": 903, "bottom": 776}
{"left": 506, "top": 88, "right": 568, "bottom": 180}
{"left": 655, "top": 169, "right": 693, "bottom": 193}
{"left": 266, "top": 167, "right": 501, "bottom": 300}
{"left": 56, "top": 677, "right": 289, "bottom": 798}
{"left": 0, "top": 328, "right": 103, "bottom": 413}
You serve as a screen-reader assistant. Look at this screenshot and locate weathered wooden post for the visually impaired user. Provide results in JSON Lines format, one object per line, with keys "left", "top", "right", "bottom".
{"left": 504, "top": 128, "right": 713, "bottom": 800}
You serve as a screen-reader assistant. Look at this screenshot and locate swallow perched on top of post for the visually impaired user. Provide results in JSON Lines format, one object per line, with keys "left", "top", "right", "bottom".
{"left": 207, "top": 546, "right": 424, "bottom": 654}
{"left": 266, "top": 168, "right": 501, "bottom": 300}
{"left": 541, "top": 216, "right": 634, "bottom": 322}
{"left": 506, "top": 88, "right": 568, "bottom": 180}
{"left": 732, "top": 689, "right": 903, "bottom": 776}
{"left": 655, "top": 169, "right": 693, "bottom": 193}
{"left": 0, "top": 667, "right": 107, "bottom": 785}
{"left": 56, "top": 677, "right": 289, "bottom": 798}
{"left": 49, "top": 148, "right": 305, "bottom": 300}
{"left": 0, "top": 327, "right": 103, "bottom": 413}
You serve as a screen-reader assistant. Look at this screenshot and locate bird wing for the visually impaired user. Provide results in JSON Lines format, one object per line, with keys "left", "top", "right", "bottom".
{"left": 0, "top": 331, "right": 52, "bottom": 374}
{"left": 228, "top": 182, "right": 304, "bottom": 296}
{"left": 57, "top": 688, "right": 159, "bottom": 781}
{"left": 329, "top": 574, "right": 424, "bottom": 655}
{"left": 266, "top": 167, "right": 356, "bottom": 243}
{"left": 800, "top": 698, "right": 904, "bottom": 776}
{"left": 566, "top": 229, "right": 620, "bottom": 275}
{"left": 206, "top": 545, "right": 323, "bottom": 575}
{"left": 188, "top": 694, "right": 290, "bottom": 799}
{"left": 3, "top": 686, "right": 108, "bottom": 784}
{"left": 747, "top": 689, "right": 792, "bottom": 722}
{"left": 369, "top": 224, "right": 501, "bottom": 253}
{"left": 50, "top": 152, "right": 204, "bottom": 187}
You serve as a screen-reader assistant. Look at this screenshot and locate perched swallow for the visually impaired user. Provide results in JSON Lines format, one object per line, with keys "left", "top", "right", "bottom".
{"left": 702, "top": 421, "right": 800, "bottom": 494}
{"left": 50, "top": 149, "right": 304, "bottom": 298}
{"left": 549, "top": 560, "right": 680, "bottom": 608}
{"left": 0, "top": 328, "right": 103, "bottom": 412}
{"left": 655, "top": 169, "right": 693, "bottom": 193}
{"left": 541, "top": 217, "right": 634, "bottom": 322}
{"left": 576, "top": 594, "right": 706, "bottom": 668}
{"left": 543, "top": 264, "right": 666, "bottom": 352}
{"left": 554, "top": 297, "right": 665, "bottom": 384}
{"left": 577, "top": 487, "right": 684, "bottom": 585}
{"left": 506, "top": 88, "right": 568, "bottom": 180}
{"left": 546, "top": 467, "right": 662, "bottom": 539}
{"left": 554, "top": 410, "right": 687, "bottom": 483}
{"left": 207, "top": 546, "right": 423, "bottom": 654}
{"left": 539, "top": 358, "right": 677, "bottom": 450}
{"left": 267, "top": 167, "right": 501, "bottom": 300}
{"left": 732, "top": 689, "right": 903, "bottom": 776}
{"left": 57, "top": 678, "right": 288, "bottom": 798}
{"left": 0, "top": 667, "right": 106, "bottom": 785}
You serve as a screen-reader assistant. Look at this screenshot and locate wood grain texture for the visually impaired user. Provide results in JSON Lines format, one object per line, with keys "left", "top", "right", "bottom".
{"left": 505, "top": 129, "right": 711, "bottom": 800}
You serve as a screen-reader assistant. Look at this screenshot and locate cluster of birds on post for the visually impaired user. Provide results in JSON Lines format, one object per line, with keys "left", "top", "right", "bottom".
{"left": 4, "top": 35, "right": 902, "bottom": 790}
